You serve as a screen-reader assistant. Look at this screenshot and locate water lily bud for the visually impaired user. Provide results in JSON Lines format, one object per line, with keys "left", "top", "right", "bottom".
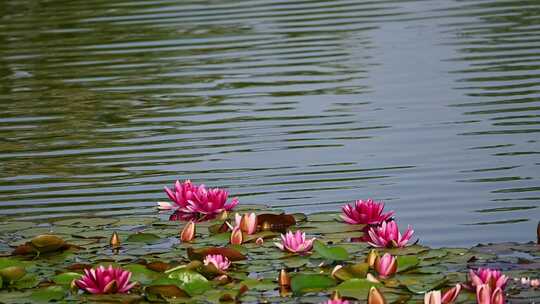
{"left": 110, "top": 232, "right": 121, "bottom": 248}
{"left": 366, "top": 273, "right": 380, "bottom": 283}
{"left": 219, "top": 210, "right": 229, "bottom": 221}
{"left": 230, "top": 226, "right": 243, "bottom": 245}
{"left": 278, "top": 269, "right": 291, "bottom": 287}
{"left": 366, "top": 249, "right": 379, "bottom": 267}
{"left": 424, "top": 290, "right": 441, "bottom": 304}
{"left": 330, "top": 265, "right": 345, "bottom": 280}
{"left": 255, "top": 237, "right": 264, "bottom": 245}
{"left": 368, "top": 286, "right": 387, "bottom": 304}
{"left": 180, "top": 221, "right": 196, "bottom": 242}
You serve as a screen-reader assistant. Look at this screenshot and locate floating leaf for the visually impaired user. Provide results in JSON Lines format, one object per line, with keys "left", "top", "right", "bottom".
{"left": 257, "top": 214, "right": 296, "bottom": 232}
{"left": 11, "top": 274, "right": 39, "bottom": 289}
{"left": 0, "top": 267, "right": 26, "bottom": 282}
{"left": 334, "top": 278, "right": 381, "bottom": 300}
{"left": 30, "top": 286, "right": 65, "bottom": 302}
{"left": 30, "top": 235, "right": 66, "bottom": 253}
{"left": 167, "top": 269, "right": 211, "bottom": 296}
{"left": 397, "top": 274, "right": 447, "bottom": 294}
{"left": 290, "top": 274, "right": 336, "bottom": 294}
{"left": 145, "top": 285, "right": 190, "bottom": 301}
{"left": 52, "top": 272, "right": 82, "bottom": 285}
{"left": 126, "top": 233, "right": 161, "bottom": 244}
{"left": 187, "top": 247, "right": 246, "bottom": 261}
{"left": 396, "top": 255, "right": 420, "bottom": 272}
{"left": 123, "top": 264, "right": 161, "bottom": 284}
{"left": 313, "top": 240, "right": 349, "bottom": 261}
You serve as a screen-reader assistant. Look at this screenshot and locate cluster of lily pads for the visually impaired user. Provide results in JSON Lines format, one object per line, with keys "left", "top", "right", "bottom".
{"left": 0, "top": 180, "right": 538, "bottom": 303}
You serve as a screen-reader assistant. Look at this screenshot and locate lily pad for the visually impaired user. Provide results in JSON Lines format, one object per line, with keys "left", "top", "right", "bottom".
{"left": 334, "top": 278, "right": 381, "bottom": 300}
{"left": 291, "top": 274, "right": 336, "bottom": 294}
{"left": 313, "top": 240, "right": 349, "bottom": 261}
{"left": 126, "top": 233, "right": 161, "bottom": 244}
{"left": 30, "top": 286, "right": 65, "bottom": 302}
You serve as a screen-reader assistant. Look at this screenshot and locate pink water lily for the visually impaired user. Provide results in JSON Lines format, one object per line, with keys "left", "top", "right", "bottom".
{"left": 468, "top": 268, "right": 508, "bottom": 290}
{"left": 476, "top": 284, "right": 504, "bottom": 304}
{"left": 375, "top": 253, "right": 397, "bottom": 279}
{"left": 75, "top": 265, "right": 136, "bottom": 294}
{"left": 341, "top": 199, "right": 394, "bottom": 225}
{"left": 164, "top": 180, "right": 238, "bottom": 220}
{"left": 321, "top": 299, "right": 350, "bottom": 304}
{"left": 233, "top": 213, "right": 258, "bottom": 235}
{"left": 367, "top": 221, "right": 414, "bottom": 248}
{"left": 424, "top": 284, "right": 461, "bottom": 304}
{"left": 275, "top": 230, "right": 315, "bottom": 255}
{"left": 203, "top": 254, "right": 231, "bottom": 272}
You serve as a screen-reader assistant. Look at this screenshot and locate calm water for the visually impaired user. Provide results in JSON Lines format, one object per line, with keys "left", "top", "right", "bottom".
{"left": 0, "top": 0, "right": 539, "bottom": 247}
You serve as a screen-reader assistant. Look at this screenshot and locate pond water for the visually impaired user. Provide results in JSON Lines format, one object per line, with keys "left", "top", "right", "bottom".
{"left": 0, "top": 0, "right": 539, "bottom": 247}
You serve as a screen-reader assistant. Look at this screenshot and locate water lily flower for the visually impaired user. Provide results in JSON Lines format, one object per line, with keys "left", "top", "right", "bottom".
{"left": 368, "top": 286, "right": 387, "bottom": 304}
{"left": 531, "top": 279, "right": 540, "bottom": 288}
{"left": 341, "top": 199, "right": 394, "bottom": 225}
{"left": 476, "top": 284, "right": 504, "bottom": 304}
{"left": 442, "top": 284, "right": 461, "bottom": 303}
{"left": 279, "top": 269, "right": 291, "bottom": 287}
{"left": 230, "top": 226, "right": 243, "bottom": 245}
{"left": 468, "top": 268, "right": 508, "bottom": 290}
{"left": 164, "top": 180, "right": 238, "bottom": 220}
{"left": 75, "top": 265, "right": 136, "bottom": 294}
{"left": 375, "top": 253, "right": 397, "bottom": 279}
{"left": 255, "top": 237, "right": 264, "bottom": 245}
{"left": 275, "top": 230, "right": 315, "bottom": 255}
{"left": 424, "top": 285, "right": 461, "bottom": 304}
{"left": 366, "top": 249, "right": 379, "bottom": 267}
{"left": 203, "top": 254, "right": 231, "bottom": 271}
{"left": 424, "top": 290, "right": 442, "bottom": 304}
{"left": 321, "top": 299, "right": 350, "bottom": 304}
{"left": 180, "top": 221, "right": 195, "bottom": 242}
{"left": 236, "top": 213, "right": 258, "bottom": 234}
{"left": 367, "top": 221, "right": 414, "bottom": 248}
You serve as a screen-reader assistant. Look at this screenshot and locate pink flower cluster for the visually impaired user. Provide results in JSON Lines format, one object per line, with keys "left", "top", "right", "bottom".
{"left": 75, "top": 265, "right": 136, "bottom": 294}
{"left": 160, "top": 180, "right": 238, "bottom": 221}
{"left": 275, "top": 230, "right": 315, "bottom": 255}
{"left": 468, "top": 268, "right": 509, "bottom": 304}
{"left": 341, "top": 199, "right": 414, "bottom": 248}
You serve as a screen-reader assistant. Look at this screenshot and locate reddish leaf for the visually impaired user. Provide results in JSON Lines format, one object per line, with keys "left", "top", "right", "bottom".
{"left": 257, "top": 214, "right": 296, "bottom": 233}
{"left": 146, "top": 261, "right": 172, "bottom": 272}
{"left": 146, "top": 285, "right": 190, "bottom": 298}
{"left": 187, "top": 247, "right": 246, "bottom": 261}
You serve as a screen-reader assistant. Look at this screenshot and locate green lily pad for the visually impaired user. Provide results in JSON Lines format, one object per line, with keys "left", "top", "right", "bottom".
{"left": 126, "top": 233, "right": 161, "bottom": 244}
{"left": 291, "top": 274, "right": 336, "bottom": 295}
{"left": 30, "top": 286, "right": 65, "bottom": 302}
{"left": 52, "top": 272, "right": 82, "bottom": 285}
{"left": 313, "top": 240, "right": 349, "bottom": 261}
{"left": 334, "top": 278, "right": 381, "bottom": 300}
{"left": 124, "top": 264, "right": 161, "bottom": 284}
{"left": 167, "top": 269, "right": 211, "bottom": 296}
{"left": 396, "top": 255, "right": 420, "bottom": 272}
{"left": 397, "top": 273, "right": 447, "bottom": 294}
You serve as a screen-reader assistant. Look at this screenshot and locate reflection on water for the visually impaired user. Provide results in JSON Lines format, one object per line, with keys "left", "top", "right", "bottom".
{"left": 0, "top": 0, "right": 539, "bottom": 247}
